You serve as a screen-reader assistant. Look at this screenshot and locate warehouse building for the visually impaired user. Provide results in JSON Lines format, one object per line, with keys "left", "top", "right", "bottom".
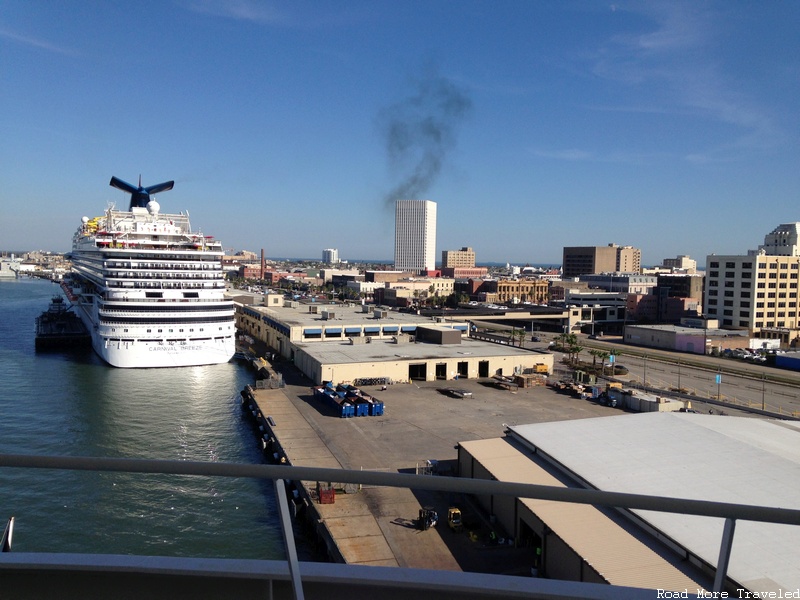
{"left": 457, "top": 412, "right": 800, "bottom": 595}
{"left": 235, "top": 296, "right": 553, "bottom": 384}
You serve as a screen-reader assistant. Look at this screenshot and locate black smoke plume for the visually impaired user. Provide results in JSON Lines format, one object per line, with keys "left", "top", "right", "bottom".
{"left": 379, "top": 67, "right": 472, "bottom": 205}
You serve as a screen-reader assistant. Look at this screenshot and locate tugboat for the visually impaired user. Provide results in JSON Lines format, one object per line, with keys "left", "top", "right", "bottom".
{"left": 35, "top": 295, "right": 90, "bottom": 351}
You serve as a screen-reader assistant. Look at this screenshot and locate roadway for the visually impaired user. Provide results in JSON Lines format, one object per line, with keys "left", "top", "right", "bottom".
{"left": 523, "top": 334, "right": 800, "bottom": 419}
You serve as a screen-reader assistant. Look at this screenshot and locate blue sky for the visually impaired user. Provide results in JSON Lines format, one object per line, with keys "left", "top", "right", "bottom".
{"left": 1, "top": 1, "right": 798, "bottom": 265}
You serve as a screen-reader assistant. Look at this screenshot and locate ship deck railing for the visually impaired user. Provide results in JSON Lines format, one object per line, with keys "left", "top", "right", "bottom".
{"left": 1, "top": 453, "right": 799, "bottom": 600}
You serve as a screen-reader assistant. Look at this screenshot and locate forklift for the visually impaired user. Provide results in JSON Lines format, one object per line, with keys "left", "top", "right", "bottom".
{"left": 447, "top": 507, "right": 463, "bottom": 532}
{"left": 418, "top": 506, "right": 439, "bottom": 530}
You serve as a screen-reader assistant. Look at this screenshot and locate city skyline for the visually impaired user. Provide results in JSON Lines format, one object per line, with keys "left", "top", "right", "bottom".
{"left": 1, "top": 2, "right": 798, "bottom": 264}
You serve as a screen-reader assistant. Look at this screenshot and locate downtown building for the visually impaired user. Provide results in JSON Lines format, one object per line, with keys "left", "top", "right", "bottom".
{"left": 394, "top": 199, "right": 437, "bottom": 273}
{"left": 705, "top": 222, "right": 800, "bottom": 347}
{"left": 441, "top": 246, "right": 475, "bottom": 268}
{"left": 562, "top": 243, "right": 641, "bottom": 278}
{"left": 441, "top": 246, "right": 488, "bottom": 279}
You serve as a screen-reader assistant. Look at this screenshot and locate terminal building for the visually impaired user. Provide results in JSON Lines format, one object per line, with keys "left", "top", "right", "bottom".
{"left": 235, "top": 294, "right": 553, "bottom": 384}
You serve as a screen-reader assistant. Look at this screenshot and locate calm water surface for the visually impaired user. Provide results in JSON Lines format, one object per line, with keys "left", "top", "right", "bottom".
{"left": 0, "top": 277, "right": 283, "bottom": 558}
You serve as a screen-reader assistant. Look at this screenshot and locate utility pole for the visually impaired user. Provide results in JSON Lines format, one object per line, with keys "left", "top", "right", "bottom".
{"left": 643, "top": 354, "right": 647, "bottom": 387}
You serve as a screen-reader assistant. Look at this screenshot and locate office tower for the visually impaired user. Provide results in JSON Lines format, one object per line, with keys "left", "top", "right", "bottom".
{"left": 705, "top": 222, "right": 800, "bottom": 345}
{"left": 394, "top": 200, "right": 437, "bottom": 272}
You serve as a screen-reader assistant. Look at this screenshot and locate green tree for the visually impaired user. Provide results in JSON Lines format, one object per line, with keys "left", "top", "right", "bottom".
{"left": 508, "top": 328, "right": 527, "bottom": 347}
{"left": 588, "top": 349, "right": 603, "bottom": 370}
{"left": 568, "top": 340, "right": 583, "bottom": 365}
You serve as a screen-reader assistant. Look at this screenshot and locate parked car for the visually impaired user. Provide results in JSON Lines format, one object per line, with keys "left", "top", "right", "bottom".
{"left": 613, "top": 364, "right": 629, "bottom": 375}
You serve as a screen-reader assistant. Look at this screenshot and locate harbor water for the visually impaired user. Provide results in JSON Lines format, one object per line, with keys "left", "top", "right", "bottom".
{"left": 0, "top": 277, "right": 284, "bottom": 559}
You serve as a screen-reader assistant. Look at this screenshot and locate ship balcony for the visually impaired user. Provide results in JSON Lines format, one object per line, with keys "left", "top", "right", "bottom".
{"left": 97, "top": 308, "right": 235, "bottom": 320}
{"left": 105, "top": 261, "right": 220, "bottom": 269}
{"left": 104, "top": 272, "right": 224, "bottom": 280}
{"left": 105, "top": 281, "right": 226, "bottom": 291}
{"left": 99, "top": 296, "right": 232, "bottom": 305}
{"left": 2, "top": 454, "right": 799, "bottom": 600}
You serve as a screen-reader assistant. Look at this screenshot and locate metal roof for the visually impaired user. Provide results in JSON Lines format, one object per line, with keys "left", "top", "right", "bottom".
{"left": 246, "top": 302, "right": 437, "bottom": 329}
{"left": 507, "top": 413, "right": 800, "bottom": 595}
{"left": 459, "top": 437, "right": 707, "bottom": 592}
{"left": 297, "top": 336, "right": 552, "bottom": 365}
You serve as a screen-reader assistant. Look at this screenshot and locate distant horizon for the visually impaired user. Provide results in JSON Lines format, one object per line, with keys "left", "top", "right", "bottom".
{"left": 2, "top": 249, "right": 707, "bottom": 272}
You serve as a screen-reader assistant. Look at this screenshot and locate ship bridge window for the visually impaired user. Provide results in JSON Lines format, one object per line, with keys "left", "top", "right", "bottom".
{"left": 184, "top": 292, "right": 199, "bottom": 298}
{"left": 146, "top": 292, "right": 163, "bottom": 298}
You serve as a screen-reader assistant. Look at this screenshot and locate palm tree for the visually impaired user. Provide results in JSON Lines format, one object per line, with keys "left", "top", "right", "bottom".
{"left": 597, "top": 350, "right": 610, "bottom": 375}
{"left": 588, "top": 349, "right": 603, "bottom": 370}
{"left": 554, "top": 332, "right": 572, "bottom": 352}
{"left": 568, "top": 341, "right": 583, "bottom": 365}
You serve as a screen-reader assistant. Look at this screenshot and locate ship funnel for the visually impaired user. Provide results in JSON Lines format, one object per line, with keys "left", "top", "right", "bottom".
{"left": 110, "top": 176, "right": 175, "bottom": 210}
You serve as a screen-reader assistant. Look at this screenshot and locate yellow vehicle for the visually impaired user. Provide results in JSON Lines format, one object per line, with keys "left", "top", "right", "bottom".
{"left": 447, "top": 507, "right": 463, "bottom": 532}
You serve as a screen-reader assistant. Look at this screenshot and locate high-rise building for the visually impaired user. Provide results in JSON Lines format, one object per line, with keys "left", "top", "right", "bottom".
{"left": 705, "top": 223, "right": 800, "bottom": 346}
{"left": 322, "top": 248, "right": 339, "bottom": 265}
{"left": 394, "top": 200, "right": 437, "bottom": 272}
{"left": 442, "top": 246, "right": 475, "bottom": 269}
{"left": 562, "top": 244, "right": 641, "bottom": 278}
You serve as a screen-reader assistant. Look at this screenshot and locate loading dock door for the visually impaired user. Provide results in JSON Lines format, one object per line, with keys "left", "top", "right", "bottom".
{"left": 408, "top": 363, "right": 427, "bottom": 381}
{"left": 457, "top": 361, "right": 468, "bottom": 378}
{"left": 478, "top": 361, "right": 489, "bottom": 378}
{"left": 435, "top": 363, "right": 447, "bottom": 380}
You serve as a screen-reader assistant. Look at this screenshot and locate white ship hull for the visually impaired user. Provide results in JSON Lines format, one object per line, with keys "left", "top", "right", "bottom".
{"left": 96, "top": 334, "right": 234, "bottom": 369}
{"left": 71, "top": 300, "right": 235, "bottom": 368}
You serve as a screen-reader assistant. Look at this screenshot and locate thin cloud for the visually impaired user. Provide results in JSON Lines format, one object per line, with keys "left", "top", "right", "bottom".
{"left": 182, "top": 0, "right": 286, "bottom": 24}
{"left": 590, "top": 3, "right": 780, "bottom": 158}
{"left": 533, "top": 148, "right": 593, "bottom": 161}
{"left": 181, "top": 0, "right": 363, "bottom": 28}
{"left": 532, "top": 147, "right": 666, "bottom": 166}
{"left": 0, "top": 27, "right": 77, "bottom": 56}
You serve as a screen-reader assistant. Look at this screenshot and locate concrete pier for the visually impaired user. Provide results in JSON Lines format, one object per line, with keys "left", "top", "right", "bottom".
{"left": 243, "top": 386, "right": 458, "bottom": 569}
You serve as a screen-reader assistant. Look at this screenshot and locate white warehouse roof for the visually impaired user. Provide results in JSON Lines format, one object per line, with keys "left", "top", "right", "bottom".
{"left": 507, "top": 413, "right": 800, "bottom": 596}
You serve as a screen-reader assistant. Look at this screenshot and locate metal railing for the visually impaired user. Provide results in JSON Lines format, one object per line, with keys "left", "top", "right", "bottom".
{"left": 1, "top": 453, "right": 799, "bottom": 600}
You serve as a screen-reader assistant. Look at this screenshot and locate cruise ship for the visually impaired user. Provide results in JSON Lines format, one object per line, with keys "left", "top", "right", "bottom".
{"left": 64, "top": 176, "right": 236, "bottom": 368}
